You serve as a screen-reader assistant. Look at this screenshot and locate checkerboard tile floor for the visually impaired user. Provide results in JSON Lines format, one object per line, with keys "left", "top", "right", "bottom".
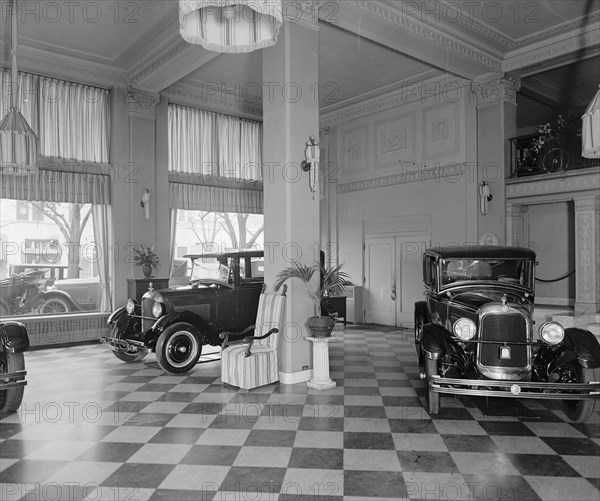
{"left": 1, "top": 326, "right": 599, "bottom": 500}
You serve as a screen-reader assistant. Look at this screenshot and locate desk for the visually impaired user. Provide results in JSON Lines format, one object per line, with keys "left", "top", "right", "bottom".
{"left": 324, "top": 296, "right": 347, "bottom": 326}
{"left": 127, "top": 278, "right": 169, "bottom": 302}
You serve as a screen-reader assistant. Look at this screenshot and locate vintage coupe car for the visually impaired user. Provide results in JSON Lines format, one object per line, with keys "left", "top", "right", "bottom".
{"left": 415, "top": 246, "right": 600, "bottom": 422}
{"left": 102, "top": 250, "right": 265, "bottom": 374}
{"left": 0, "top": 321, "right": 29, "bottom": 414}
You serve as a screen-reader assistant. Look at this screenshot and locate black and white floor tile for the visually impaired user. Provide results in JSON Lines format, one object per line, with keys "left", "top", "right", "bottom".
{"left": 1, "top": 326, "right": 599, "bottom": 500}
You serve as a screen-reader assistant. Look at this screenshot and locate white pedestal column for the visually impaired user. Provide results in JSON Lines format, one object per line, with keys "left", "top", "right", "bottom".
{"left": 305, "top": 337, "right": 337, "bottom": 391}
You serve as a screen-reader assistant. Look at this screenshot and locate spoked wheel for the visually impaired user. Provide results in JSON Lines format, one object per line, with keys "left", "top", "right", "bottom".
{"left": 0, "top": 351, "right": 25, "bottom": 414}
{"left": 562, "top": 364, "right": 596, "bottom": 423}
{"left": 108, "top": 326, "right": 148, "bottom": 363}
{"left": 424, "top": 358, "right": 440, "bottom": 416}
{"left": 40, "top": 297, "right": 70, "bottom": 314}
{"left": 542, "top": 147, "right": 568, "bottom": 173}
{"left": 156, "top": 323, "right": 202, "bottom": 374}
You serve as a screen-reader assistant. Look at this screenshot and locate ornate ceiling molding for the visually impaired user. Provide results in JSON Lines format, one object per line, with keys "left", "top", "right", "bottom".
{"left": 0, "top": 43, "right": 126, "bottom": 88}
{"left": 320, "top": 74, "right": 469, "bottom": 127}
{"left": 114, "top": 6, "right": 179, "bottom": 68}
{"left": 471, "top": 74, "right": 521, "bottom": 107}
{"left": 502, "top": 23, "right": 600, "bottom": 74}
{"left": 346, "top": 0, "right": 502, "bottom": 73}
{"left": 128, "top": 37, "right": 190, "bottom": 85}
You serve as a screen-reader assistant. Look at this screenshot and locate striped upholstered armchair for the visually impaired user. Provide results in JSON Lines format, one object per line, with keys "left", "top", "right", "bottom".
{"left": 219, "top": 286, "right": 287, "bottom": 390}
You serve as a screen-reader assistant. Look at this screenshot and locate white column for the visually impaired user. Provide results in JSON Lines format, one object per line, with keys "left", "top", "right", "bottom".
{"left": 305, "top": 337, "right": 337, "bottom": 390}
{"left": 574, "top": 196, "right": 600, "bottom": 314}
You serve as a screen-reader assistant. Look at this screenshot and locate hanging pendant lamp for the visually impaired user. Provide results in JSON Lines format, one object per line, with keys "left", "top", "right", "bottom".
{"left": 179, "top": 0, "right": 283, "bottom": 54}
{"left": 0, "top": 0, "right": 39, "bottom": 175}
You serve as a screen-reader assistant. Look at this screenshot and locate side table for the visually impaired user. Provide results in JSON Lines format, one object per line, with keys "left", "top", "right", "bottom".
{"left": 305, "top": 336, "right": 338, "bottom": 391}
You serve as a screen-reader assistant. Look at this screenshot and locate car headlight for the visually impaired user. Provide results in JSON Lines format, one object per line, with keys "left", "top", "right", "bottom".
{"left": 540, "top": 321, "right": 564, "bottom": 345}
{"left": 125, "top": 299, "right": 137, "bottom": 314}
{"left": 152, "top": 301, "right": 165, "bottom": 318}
{"left": 453, "top": 318, "right": 477, "bottom": 341}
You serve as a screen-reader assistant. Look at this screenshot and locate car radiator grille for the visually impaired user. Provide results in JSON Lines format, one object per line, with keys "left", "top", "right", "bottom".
{"left": 479, "top": 313, "right": 528, "bottom": 368}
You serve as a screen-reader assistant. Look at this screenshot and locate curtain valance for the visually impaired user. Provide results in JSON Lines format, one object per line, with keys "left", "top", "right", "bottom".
{"left": 1, "top": 157, "right": 110, "bottom": 204}
{"left": 169, "top": 172, "right": 262, "bottom": 214}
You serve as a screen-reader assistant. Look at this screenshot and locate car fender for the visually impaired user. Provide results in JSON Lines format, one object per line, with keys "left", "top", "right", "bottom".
{"left": 0, "top": 321, "right": 30, "bottom": 353}
{"left": 146, "top": 310, "right": 211, "bottom": 345}
{"left": 107, "top": 307, "right": 140, "bottom": 339}
{"left": 39, "top": 290, "right": 82, "bottom": 311}
{"left": 422, "top": 323, "right": 447, "bottom": 360}
{"left": 107, "top": 306, "right": 128, "bottom": 326}
{"left": 563, "top": 328, "right": 600, "bottom": 369}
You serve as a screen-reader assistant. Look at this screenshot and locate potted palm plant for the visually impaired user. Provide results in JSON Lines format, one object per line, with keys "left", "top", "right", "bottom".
{"left": 274, "top": 261, "right": 351, "bottom": 338}
{"left": 132, "top": 244, "right": 160, "bottom": 278}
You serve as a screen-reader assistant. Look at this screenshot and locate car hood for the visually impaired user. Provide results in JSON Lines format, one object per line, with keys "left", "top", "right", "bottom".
{"left": 444, "top": 287, "right": 532, "bottom": 311}
{"left": 144, "top": 284, "right": 217, "bottom": 303}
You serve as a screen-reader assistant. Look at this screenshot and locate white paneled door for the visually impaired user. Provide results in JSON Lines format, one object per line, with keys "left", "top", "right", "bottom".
{"left": 364, "top": 237, "right": 429, "bottom": 327}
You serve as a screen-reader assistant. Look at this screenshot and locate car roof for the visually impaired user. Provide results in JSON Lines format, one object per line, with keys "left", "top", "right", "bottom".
{"left": 425, "top": 246, "right": 536, "bottom": 260}
{"left": 183, "top": 250, "right": 264, "bottom": 259}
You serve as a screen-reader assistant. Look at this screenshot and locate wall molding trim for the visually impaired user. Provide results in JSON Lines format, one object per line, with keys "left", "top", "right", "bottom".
{"left": 338, "top": 163, "right": 469, "bottom": 194}
{"left": 506, "top": 168, "right": 600, "bottom": 202}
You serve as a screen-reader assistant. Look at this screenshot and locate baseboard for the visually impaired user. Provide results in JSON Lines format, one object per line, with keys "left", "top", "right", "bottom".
{"left": 8, "top": 313, "right": 110, "bottom": 348}
{"left": 279, "top": 368, "right": 312, "bottom": 385}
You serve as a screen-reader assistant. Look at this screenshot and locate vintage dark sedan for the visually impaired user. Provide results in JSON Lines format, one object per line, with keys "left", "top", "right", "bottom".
{"left": 415, "top": 246, "right": 600, "bottom": 422}
{"left": 102, "top": 250, "right": 264, "bottom": 374}
{"left": 0, "top": 321, "right": 29, "bottom": 414}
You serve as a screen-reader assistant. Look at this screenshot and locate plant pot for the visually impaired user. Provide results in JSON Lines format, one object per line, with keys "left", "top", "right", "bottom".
{"left": 142, "top": 263, "right": 153, "bottom": 278}
{"left": 306, "top": 316, "right": 336, "bottom": 338}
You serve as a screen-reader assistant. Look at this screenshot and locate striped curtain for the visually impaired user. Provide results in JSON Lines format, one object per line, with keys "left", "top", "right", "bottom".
{"left": 168, "top": 104, "right": 263, "bottom": 213}
{"left": 0, "top": 68, "right": 110, "bottom": 164}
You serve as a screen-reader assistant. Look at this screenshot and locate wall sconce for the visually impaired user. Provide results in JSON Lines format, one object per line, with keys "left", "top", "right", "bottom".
{"left": 301, "top": 135, "right": 320, "bottom": 200}
{"left": 479, "top": 181, "right": 492, "bottom": 215}
{"left": 141, "top": 187, "right": 151, "bottom": 222}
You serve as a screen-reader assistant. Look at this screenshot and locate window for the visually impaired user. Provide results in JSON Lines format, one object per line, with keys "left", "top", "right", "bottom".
{"left": 0, "top": 200, "right": 101, "bottom": 316}
{"left": 174, "top": 210, "right": 264, "bottom": 256}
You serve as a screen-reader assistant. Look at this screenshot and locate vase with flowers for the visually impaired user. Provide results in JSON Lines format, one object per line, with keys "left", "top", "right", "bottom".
{"left": 132, "top": 244, "right": 160, "bottom": 278}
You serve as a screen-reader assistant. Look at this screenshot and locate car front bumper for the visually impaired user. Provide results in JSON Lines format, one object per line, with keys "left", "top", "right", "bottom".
{"left": 429, "top": 375, "right": 600, "bottom": 400}
{"left": 0, "top": 370, "right": 27, "bottom": 391}
{"left": 99, "top": 335, "right": 146, "bottom": 353}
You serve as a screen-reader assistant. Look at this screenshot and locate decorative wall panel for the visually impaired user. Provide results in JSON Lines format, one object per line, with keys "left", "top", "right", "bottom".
{"left": 423, "top": 104, "right": 460, "bottom": 159}
{"left": 374, "top": 113, "right": 415, "bottom": 169}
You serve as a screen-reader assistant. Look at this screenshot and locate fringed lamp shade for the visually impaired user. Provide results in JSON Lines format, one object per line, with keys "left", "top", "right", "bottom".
{"left": 582, "top": 85, "right": 600, "bottom": 159}
{"left": 0, "top": 109, "right": 39, "bottom": 174}
{"left": 1, "top": 0, "right": 39, "bottom": 175}
{"left": 179, "top": 0, "right": 282, "bottom": 53}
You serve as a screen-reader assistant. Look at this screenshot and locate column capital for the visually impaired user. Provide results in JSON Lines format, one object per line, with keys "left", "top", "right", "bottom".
{"left": 574, "top": 195, "right": 600, "bottom": 211}
{"left": 126, "top": 85, "right": 160, "bottom": 119}
{"left": 471, "top": 74, "right": 521, "bottom": 107}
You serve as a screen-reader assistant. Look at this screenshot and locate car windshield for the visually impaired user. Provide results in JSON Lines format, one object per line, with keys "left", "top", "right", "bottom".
{"left": 190, "top": 256, "right": 233, "bottom": 283}
{"left": 440, "top": 258, "right": 533, "bottom": 288}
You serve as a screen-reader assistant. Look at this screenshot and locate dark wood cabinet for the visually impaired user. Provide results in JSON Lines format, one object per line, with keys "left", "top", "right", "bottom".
{"left": 127, "top": 278, "right": 170, "bottom": 302}
{"left": 325, "top": 296, "right": 347, "bottom": 326}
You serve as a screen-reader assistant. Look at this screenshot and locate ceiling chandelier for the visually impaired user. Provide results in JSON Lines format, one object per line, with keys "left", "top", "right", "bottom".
{"left": 179, "top": 0, "right": 283, "bottom": 54}
{"left": 0, "top": 0, "right": 39, "bottom": 175}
